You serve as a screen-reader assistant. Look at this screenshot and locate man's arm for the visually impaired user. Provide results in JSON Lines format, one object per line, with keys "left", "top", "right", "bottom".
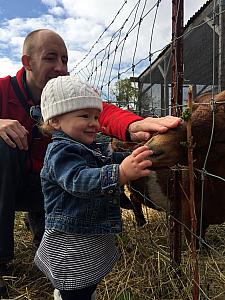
{"left": 0, "top": 75, "right": 28, "bottom": 149}
{"left": 99, "top": 102, "right": 143, "bottom": 141}
{"left": 99, "top": 102, "right": 181, "bottom": 142}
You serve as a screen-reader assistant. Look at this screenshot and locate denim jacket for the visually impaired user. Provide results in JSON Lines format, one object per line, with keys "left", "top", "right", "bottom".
{"left": 40, "top": 131, "right": 129, "bottom": 235}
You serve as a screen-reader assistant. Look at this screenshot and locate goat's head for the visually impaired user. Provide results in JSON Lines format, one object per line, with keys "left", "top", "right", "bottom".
{"left": 145, "top": 91, "right": 225, "bottom": 169}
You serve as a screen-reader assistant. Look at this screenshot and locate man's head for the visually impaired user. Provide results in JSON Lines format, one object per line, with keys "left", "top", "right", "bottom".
{"left": 22, "top": 29, "right": 68, "bottom": 102}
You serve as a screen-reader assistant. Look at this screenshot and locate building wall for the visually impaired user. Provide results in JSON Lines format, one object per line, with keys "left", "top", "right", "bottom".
{"left": 137, "top": 1, "right": 221, "bottom": 116}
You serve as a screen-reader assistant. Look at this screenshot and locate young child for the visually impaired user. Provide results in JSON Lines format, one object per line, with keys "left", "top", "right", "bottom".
{"left": 34, "top": 75, "right": 153, "bottom": 300}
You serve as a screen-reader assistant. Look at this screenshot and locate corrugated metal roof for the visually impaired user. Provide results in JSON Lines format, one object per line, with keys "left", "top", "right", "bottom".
{"left": 138, "top": 0, "right": 212, "bottom": 79}
{"left": 185, "top": 0, "right": 212, "bottom": 27}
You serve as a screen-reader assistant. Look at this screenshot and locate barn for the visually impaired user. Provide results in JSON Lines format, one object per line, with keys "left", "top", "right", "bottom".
{"left": 135, "top": 0, "right": 225, "bottom": 117}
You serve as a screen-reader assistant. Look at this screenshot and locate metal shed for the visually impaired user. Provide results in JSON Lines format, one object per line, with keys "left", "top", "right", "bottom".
{"left": 136, "top": 0, "right": 225, "bottom": 116}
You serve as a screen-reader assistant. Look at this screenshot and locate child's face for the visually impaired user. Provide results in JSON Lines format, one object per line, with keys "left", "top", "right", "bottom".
{"left": 53, "top": 108, "right": 101, "bottom": 144}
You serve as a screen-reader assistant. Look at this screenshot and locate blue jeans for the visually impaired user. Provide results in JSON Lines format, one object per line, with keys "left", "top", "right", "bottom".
{"left": 0, "top": 140, "right": 44, "bottom": 263}
{"left": 59, "top": 284, "right": 97, "bottom": 300}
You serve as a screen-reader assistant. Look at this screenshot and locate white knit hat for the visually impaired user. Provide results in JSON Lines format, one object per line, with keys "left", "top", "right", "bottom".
{"left": 41, "top": 76, "right": 102, "bottom": 122}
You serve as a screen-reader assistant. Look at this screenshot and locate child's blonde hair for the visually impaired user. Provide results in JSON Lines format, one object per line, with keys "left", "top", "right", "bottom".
{"left": 39, "top": 120, "right": 55, "bottom": 136}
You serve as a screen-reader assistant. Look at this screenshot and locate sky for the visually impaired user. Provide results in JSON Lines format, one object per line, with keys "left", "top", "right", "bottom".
{"left": 0, "top": 0, "right": 207, "bottom": 90}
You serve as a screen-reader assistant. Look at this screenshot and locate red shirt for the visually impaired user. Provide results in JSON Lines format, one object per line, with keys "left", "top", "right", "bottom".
{"left": 0, "top": 67, "right": 143, "bottom": 173}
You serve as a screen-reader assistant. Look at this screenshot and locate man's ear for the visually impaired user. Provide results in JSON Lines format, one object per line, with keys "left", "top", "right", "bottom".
{"left": 22, "top": 55, "right": 32, "bottom": 71}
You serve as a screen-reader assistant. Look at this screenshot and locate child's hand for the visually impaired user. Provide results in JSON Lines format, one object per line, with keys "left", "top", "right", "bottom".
{"left": 119, "top": 145, "right": 153, "bottom": 185}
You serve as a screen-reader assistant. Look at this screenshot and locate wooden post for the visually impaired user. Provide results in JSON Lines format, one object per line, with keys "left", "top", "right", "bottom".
{"left": 171, "top": 0, "right": 184, "bottom": 116}
{"left": 218, "top": 0, "right": 225, "bottom": 92}
{"left": 170, "top": 0, "right": 184, "bottom": 269}
{"left": 186, "top": 86, "right": 199, "bottom": 300}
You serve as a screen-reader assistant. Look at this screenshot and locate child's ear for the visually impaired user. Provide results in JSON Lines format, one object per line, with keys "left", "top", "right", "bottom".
{"left": 49, "top": 117, "right": 61, "bottom": 130}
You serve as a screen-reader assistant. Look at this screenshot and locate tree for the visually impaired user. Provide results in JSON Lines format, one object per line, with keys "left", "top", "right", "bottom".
{"left": 112, "top": 78, "right": 139, "bottom": 111}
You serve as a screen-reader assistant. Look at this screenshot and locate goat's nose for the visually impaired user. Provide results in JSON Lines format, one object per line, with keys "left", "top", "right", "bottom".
{"left": 150, "top": 148, "right": 164, "bottom": 156}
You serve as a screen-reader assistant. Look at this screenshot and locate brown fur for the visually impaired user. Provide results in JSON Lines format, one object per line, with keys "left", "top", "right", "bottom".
{"left": 112, "top": 92, "right": 225, "bottom": 239}
{"left": 143, "top": 91, "right": 225, "bottom": 239}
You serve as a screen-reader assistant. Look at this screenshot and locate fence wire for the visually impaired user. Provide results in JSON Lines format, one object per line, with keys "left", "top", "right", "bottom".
{"left": 70, "top": 1, "right": 225, "bottom": 298}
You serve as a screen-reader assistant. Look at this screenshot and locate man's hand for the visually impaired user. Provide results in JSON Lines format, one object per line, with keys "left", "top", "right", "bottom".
{"left": 119, "top": 145, "right": 153, "bottom": 185}
{"left": 128, "top": 116, "right": 181, "bottom": 142}
{"left": 0, "top": 119, "right": 29, "bottom": 150}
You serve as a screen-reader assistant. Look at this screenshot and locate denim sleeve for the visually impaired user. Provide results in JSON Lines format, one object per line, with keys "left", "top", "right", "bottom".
{"left": 47, "top": 143, "right": 121, "bottom": 198}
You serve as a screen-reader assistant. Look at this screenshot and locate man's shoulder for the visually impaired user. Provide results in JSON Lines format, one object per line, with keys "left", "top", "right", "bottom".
{"left": 0, "top": 75, "right": 12, "bottom": 107}
{"left": 0, "top": 67, "right": 24, "bottom": 90}
{"left": 0, "top": 75, "right": 11, "bottom": 87}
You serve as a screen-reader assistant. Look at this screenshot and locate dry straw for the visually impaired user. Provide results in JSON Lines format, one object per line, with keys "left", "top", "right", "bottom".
{"left": 3, "top": 208, "right": 225, "bottom": 299}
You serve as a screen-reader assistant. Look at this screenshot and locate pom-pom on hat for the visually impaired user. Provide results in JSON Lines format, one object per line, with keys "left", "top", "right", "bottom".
{"left": 41, "top": 75, "right": 102, "bottom": 122}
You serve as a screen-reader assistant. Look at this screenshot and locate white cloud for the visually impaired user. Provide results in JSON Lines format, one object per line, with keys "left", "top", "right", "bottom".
{"left": 48, "top": 6, "right": 65, "bottom": 16}
{"left": 41, "top": 0, "right": 61, "bottom": 7}
{"left": 0, "top": 58, "right": 21, "bottom": 77}
{"left": 60, "top": 0, "right": 123, "bottom": 23}
{"left": 0, "top": 0, "right": 207, "bottom": 81}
